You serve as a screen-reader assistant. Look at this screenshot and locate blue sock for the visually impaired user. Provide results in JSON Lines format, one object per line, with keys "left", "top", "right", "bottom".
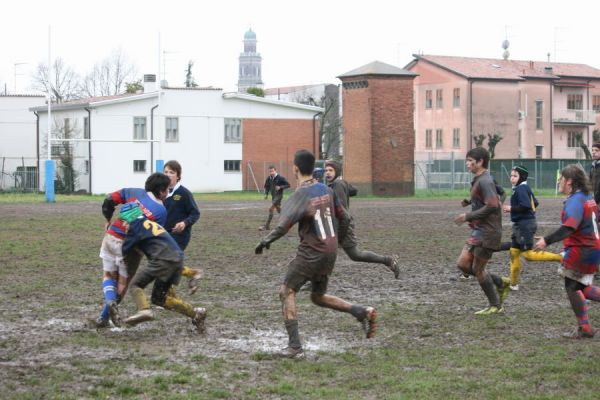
{"left": 103, "top": 279, "right": 117, "bottom": 302}
{"left": 100, "top": 303, "right": 110, "bottom": 320}
{"left": 99, "top": 279, "right": 117, "bottom": 320}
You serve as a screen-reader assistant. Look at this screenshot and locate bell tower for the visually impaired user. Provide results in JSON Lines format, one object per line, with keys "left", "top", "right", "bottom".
{"left": 238, "top": 28, "right": 263, "bottom": 93}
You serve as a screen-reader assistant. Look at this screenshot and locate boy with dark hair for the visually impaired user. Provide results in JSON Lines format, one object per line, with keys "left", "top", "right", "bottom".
{"left": 163, "top": 160, "right": 203, "bottom": 294}
{"left": 535, "top": 164, "right": 600, "bottom": 338}
{"left": 454, "top": 147, "right": 510, "bottom": 315}
{"left": 90, "top": 172, "right": 170, "bottom": 328}
{"left": 589, "top": 143, "right": 600, "bottom": 205}
{"left": 502, "top": 165, "right": 562, "bottom": 290}
{"left": 259, "top": 165, "right": 290, "bottom": 231}
{"left": 255, "top": 149, "right": 377, "bottom": 359}
{"left": 118, "top": 203, "right": 206, "bottom": 332}
{"left": 324, "top": 160, "right": 399, "bottom": 278}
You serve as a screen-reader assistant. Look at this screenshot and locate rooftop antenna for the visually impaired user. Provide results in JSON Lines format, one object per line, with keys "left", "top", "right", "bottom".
{"left": 502, "top": 25, "right": 510, "bottom": 60}
{"left": 547, "top": 52, "right": 551, "bottom": 62}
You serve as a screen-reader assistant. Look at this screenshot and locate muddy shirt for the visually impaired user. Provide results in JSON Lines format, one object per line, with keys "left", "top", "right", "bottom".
{"left": 122, "top": 217, "right": 183, "bottom": 263}
{"left": 465, "top": 170, "right": 502, "bottom": 250}
{"left": 262, "top": 179, "right": 349, "bottom": 256}
{"left": 328, "top": 178, "right": 357, "bottom": 211}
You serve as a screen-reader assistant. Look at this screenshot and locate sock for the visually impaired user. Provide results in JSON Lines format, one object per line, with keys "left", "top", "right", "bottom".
{"left": 521, "top": 250, "right": 562, "bottom": 262}
{"left": 284, "top": 319, "right": 302, "bottom": 349}
{"left": 583, "top": 286, "right": 600, "bottom": 302}
{"left": 103, "top": 279, "right": 117, "bottom": 303}
{"left": 164, "top": 295, "right": 195, "bottom": 318}
{"left": 265, "top": 212, "right": 273, "bottom": 229}
{"left": 509, "top": 248, "right": 521, "bottom": 286}
{"left": 350, "top": 304, "right": 366, "bottom": 320}
{"left": 181, "top": 266, "right": 193, "bottom": 278}
{"left": 490, "top": 273, "right": 504, "bottom": 289}
{"left": 568, "top": 290, "right": 593, "bottom": 333}
{"left": 100, "top": 304, "right": 110, "bottom": 320}
{"left": 480, "top": 274, "right": 500, "bottom": 308}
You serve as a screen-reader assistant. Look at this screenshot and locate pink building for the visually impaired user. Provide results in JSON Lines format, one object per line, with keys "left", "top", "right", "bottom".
{"left": 406, "top": 55, "right": 600, "bottom": 160}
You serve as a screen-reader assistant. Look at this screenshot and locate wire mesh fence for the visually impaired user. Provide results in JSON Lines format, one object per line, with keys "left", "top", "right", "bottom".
{"left": 415, "top": 151, "right": 592, "bottom": 192}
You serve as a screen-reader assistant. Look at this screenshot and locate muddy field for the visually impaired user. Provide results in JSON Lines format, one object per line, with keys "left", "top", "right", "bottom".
{"left": 1, "top": 197, "right": 600, "bottom": 399}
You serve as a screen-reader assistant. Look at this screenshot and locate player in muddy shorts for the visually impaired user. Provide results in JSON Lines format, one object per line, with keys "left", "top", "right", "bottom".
{"left": 454, "top": 147, "right": 510, "bottom": 315}
{"left": 255, "top": 149, "right": 378, "bottom": 359}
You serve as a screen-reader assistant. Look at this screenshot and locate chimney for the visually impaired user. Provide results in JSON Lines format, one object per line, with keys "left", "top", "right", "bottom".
{"left": 529, "top": 61, "right": 534, "bottom": 69}
{"left": 544, "top": 66, "right": 553, "bottom": 75}
{"left": 143, "top": 74, "right": 157, "bottom": 92}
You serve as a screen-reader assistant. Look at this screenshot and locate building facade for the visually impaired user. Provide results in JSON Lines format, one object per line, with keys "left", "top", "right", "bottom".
{"left": 237, "top": 29, "right": 263, "bottom": 93}
{"left": 31, "top": 80, "right": 321, "bottom": 194}
{"left": 0, "top": 94, "right": 46, "bottom": 191}
{"left": 406, "top": 55, "right": 600, "bottom": 160}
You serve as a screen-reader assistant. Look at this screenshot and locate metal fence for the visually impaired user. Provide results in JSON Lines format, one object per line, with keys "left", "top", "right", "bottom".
{"left": 415, "top": 151, "right": 592, "bottom": 191}
{"left": 0, "top": 157, "right": 39, "bottom": 192}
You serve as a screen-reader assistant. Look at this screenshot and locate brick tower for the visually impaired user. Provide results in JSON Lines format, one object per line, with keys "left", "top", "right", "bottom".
{"left": 338, "top": 61, "right": 417, "bottom": 196}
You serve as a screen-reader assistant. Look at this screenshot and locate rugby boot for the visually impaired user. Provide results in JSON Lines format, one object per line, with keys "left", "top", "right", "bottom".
{"left": 187, "top": 268, "right": 204, "bottom": 295}
{"left": 87, "top": 316, "right": 109, "bottom": 329}
{"left": 108, "top": 301, "right": 122, "bottom": 327}
{"left": 562, "top": 326, "right": 594, "bottom": 339}
{"left": 498, "top": 277, "right": 511, "bottom": 304}
{"left": 474, "top": 306, "right": 505, "bottom": 315}
{"left": 360, "top": 307, "right": 378, "bottom": 339}
{"left": 192, "top": 307, "right": 207, "bottom": 334}
{"left": 278, "top": 346, "right": 305, "bottom": 359}
{"left": 124, "top": 309, "right": 154, "bottom": 327}
{"left": 388, "top": 255, "right": 400, "bottom": 279}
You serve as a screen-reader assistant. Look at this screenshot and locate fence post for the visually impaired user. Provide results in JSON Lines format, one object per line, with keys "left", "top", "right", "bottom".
{"left": 451, "top": 152, "right": 455, "bottom": 191}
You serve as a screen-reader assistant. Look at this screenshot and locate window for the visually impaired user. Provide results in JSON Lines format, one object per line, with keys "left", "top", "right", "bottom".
{"left": 425, "top": 129, "right": 432, "bottom": 148}
{"left": 224, "top": 160, "right": 241, "bottom": 172}
{"left": 436, "top": 89, "right": 443, "bottom": 108}
{"left": 51, "top": 144, "right": 61, "bottom": 157}
{"left": 593, "top": 95, "right": 600, "bottom": 112}
{"left": 435, "top": 129, "right": 443, "bottom": 148}
{"left": 535, "top": 145, "right": 543, "bottom": 159}
{"left": 567, "top": 131, "right": 583, "bottom": 148}
{"left": 535, "top": 101, "right": 543, "bottom": 130}
{"left": 165, "top": 117, "right": 179, "bottom": 142}
{"left": 224, "top": 118, "right": 242, "bottom": 142}
{"left": 133, "top": 160, "right": 146, "bottom": 172}
{"left": 452, "top": 128, "right": 460, "bottom": 148}
{"left": 425, "top": 90, "right": 432, "bottom": 109}
{"left": 567, "top": 94, "right": 583, "bottom": 110}
{"left": 453, "top": 88, "right": 460, "bottom": 107}
{"left": 133, "top": 117, "right": 147, "bottom": 140}
{"left": 84, "top": 160, "right": 90, "bottom": 174}
{"left": 83, "top": 116, "right": 90, "bottom": 139}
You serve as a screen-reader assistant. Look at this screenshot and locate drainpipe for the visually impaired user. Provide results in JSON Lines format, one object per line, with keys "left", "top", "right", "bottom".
{"left": 150, "top": 104, "right": 159, "bottom": 172}
{"left": 469, "top": 80, "right": 473, "bottom": 150}
{"left": 34, "top": 111, "right": 39, "bottom": 191}
{"left": 549, "top": 84, "right": 553, "bottom": 158}
{"left": 312, "top": 111, "right": 322, "bottom": 158}
{"left": 84, "top": 107, "right": 92, "bottom": 194}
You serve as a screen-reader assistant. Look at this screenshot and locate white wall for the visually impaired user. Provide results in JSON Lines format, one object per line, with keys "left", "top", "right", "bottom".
{"left": 0, "top": 96, "right": 45, "bottom": 179}
{"left": 35, "top": 89, "right": 320, "bottom": 194}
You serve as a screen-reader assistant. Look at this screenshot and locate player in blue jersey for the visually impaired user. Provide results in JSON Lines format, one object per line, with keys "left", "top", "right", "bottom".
{"left": 502, "top": 165, "right": 561, "bottom": 290}
{"left": 163, "top": 160, "right": 203, "bottom": 294}
{"left": 454, "top": 147, "right": 510, "bottom": 315}
{"left": 535, "top": 165, "right": 600, "bottom": 339}
{"left": 255, "top": 150, "right": 377, "bottom": 359}
{"left": 88, "top": 173, "right": 170, "bottom": 329}
{"left": 118, "top": 203, "right": 207, "bottom": 332}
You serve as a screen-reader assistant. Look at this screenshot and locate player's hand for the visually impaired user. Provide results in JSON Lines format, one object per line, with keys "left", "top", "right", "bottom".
{"left": 255, "top": 241, "right": 270, "bottom": 254}
{"left": 172, "top": 221, "right": 186, "bottom": 233}
{"left": 503, "top": 205, "right": 511, "bottom": 213}
{"left": 454, "top": 213, "right": 466, "bottom": 225}
{"left": 461, "top": 199, "right": 471, "bottom": 207}
{"left": 104, "top": 221, "right": 111, "bottom": 231}
{"left": 534, "top": 236, "right": 547, "bottom": 251}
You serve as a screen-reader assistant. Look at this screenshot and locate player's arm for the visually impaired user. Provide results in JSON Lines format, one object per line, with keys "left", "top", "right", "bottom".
{"left": 278, "top": 176, "right": 290, "bottom": 191}
{"left": 184, "top": 190, "right": 200, "bottom": 227}
{"left": 348, "top": 183, "right": 358, "bottom": 197}
{"left": 255, "top": 192, "right": 303, "bottom": 254}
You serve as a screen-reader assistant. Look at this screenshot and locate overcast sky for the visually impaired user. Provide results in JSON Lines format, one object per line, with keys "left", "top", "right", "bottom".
{"left": 2, "top": 0, "right": 599, "bottom": 94}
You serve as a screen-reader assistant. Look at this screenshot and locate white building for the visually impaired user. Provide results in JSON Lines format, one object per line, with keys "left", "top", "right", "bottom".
{"left": 0, "top": 94, "right": 46, "bottom": 191}
{"left": 30, "top": 78, "right": 322, "bottom": 194}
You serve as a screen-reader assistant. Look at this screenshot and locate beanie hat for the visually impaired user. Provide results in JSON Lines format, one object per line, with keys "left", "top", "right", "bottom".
{"left": 512, "top": 165, "right": 528, "bottom": 185}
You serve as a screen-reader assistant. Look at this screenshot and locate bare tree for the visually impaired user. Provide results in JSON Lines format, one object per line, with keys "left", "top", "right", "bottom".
{"left": 185, "top": 60, "right": 198, "bottom": 88}
{"left": 472, "top": 133, "right": 485, "bottom": 147}
{"left": 294, "top": 85, "right": 341, "bottom": 159}
{"left": 42, "top": 118, "right": 80, "bottom": 193}
{"left": 32, "top": 58, "right": 81, "bottom": 103}
{"left": 487, "top": 133, "right": 503, "bottom": 159}
{"left": 81, "top": 48, "right": 137, "bottom": 97}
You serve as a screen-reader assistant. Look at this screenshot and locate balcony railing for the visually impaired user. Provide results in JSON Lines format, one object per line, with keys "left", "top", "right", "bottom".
{"left": 553, "top": 109, "right": 596, "bottom": 125}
